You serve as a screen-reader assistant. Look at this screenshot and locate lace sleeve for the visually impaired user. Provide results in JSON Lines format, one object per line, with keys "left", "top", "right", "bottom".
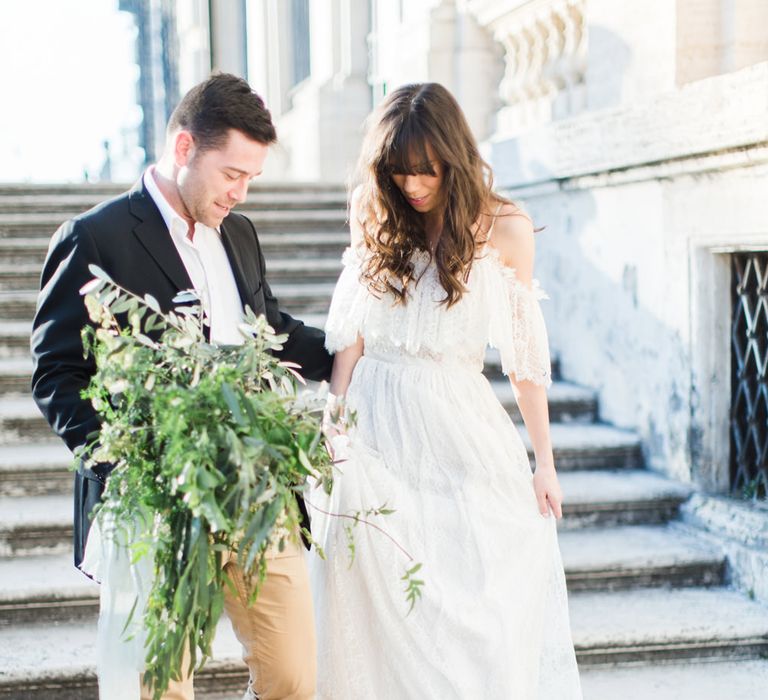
{"left": 487, "top": 261, "right": 552, "bottom": 388}
{"left": 324, "top": 246, "right": 369, "bottom": 353}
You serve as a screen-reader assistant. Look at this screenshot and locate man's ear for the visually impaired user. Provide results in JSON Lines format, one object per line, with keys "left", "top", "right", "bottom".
{"left": 174, "top": 131, "right": 195, "bottom": 167}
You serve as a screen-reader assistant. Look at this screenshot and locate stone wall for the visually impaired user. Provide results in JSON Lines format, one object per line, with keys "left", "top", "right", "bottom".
{"left": 493, "top": 60, "right": 768, "bottom": 488}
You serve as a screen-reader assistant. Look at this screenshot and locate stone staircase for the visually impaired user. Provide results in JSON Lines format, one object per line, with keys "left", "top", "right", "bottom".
{"left": 0, "top": 183, "right": 766, "bottom": 699}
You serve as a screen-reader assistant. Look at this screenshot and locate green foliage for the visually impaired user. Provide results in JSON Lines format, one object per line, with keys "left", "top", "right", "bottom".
{"left": 304, "top": 495, "right": 426, "bottom": 614}
{"left": 77, "top": 266, "right": 333, "bottom": 699}
{"left": 402, "top": 563, "right": 425, "bottom": 615}
{"left": 742, "top": 474, "right": 767, "bottom": 501}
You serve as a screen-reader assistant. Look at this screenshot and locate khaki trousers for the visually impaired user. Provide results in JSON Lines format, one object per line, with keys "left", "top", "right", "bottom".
{"left": 140, "top": 540, "right": 317, "bottom": 700}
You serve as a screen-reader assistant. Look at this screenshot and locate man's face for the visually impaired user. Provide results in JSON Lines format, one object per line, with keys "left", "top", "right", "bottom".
{"left": 176, "top": 129, "right": 269, "bottom": 228}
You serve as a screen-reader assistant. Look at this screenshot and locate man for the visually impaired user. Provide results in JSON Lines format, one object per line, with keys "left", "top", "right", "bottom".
{"left": 31, "top": 73, "right": 332, "bottom": 700}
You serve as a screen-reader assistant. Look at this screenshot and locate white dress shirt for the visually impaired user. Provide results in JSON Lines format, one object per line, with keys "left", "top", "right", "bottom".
{"left": 143, "top": 168, "right": 245, "bottom": 345}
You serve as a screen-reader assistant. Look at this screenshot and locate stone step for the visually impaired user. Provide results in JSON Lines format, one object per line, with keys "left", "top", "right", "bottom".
{"left": 0, "top": 181, "right": 344, "bottom": 197}
{"left": 0, "top": 401, "right": 630, "bottom": 476}
{"left": 580, "top": 658, "right": 768, "bottom": 700}
{"left": 0, "top": 356, "right": 588, "bottom": 423}
{"left": 0, "top": 237, "right": 50, "bottom": 265}
{"left": 266, "top": 283, "right": 340, "bottom": 315}
{"left": 1, "top": 469, "right": 690, "bottom": 556}
{"left": 0, "top": 398, "right": 58, "bottom": 444}
{"left": 0, "top": 615, "right": 248, "bottom": 699}
{"left": 0, "top": 321, "right": 30, "bottom": 357}
{"left": 0, "top": 284, "right": 332, "bottom": 322}
{"left": 0, "top": 443, "right": 73, "bottom": 497}
{"left": 0, "top": 552, "right": 98, "bottom": 626}
{"left": 0, "top": 524, "right": 725, "bottom": 628}
{"left": 571, "top": 586, "right": 768, "bottom": 665}
{"left": 264, "top": 256, "right": 343, "bottom": 284}
{"left": 1, "top": 586, "right": 765, "bottom": 698}
{"left": 523, "top": 423, "right": 644, "bottom": 470}
{"left": 0, "top": 209, "right": 347, "bottom": 238}
{"left": 0, "top": 184, "right": 129, "bottom": 197}
{"left": 247, "top": 209, "right": 348, "bottom": 232}
{"left": 0, "top": 213, "right": 96, "bottom": 238}
{"left": 492, "top": 377, "right": 597, "bottom": 423}
{"left": 0, "top": 189, "right": 347, "bottom": 214}
{"left": 0, "top": 232, "right": 347, "bottom": 266}
{"left": 0, "top": 258, "right": 342, "bottom": 294}
{"left": 0, "top": 263, "right": 41, "bottom": 291}
{"left": 255, "top": 231, "right": 348, "bottom": 257}
{"left": 0, "top": 290, "right": 38, "bottom": 320}
{"left": 559, "top": 524, "right": 725, "bottom": 591}
{"left": 559, "top": 469, "right": 692, "bottom": 529}
{"left": 0, "top": 495, "right": 71, "bottom": 556}
{"left": 0, "top": 357, "right": 32, "bottom": 393}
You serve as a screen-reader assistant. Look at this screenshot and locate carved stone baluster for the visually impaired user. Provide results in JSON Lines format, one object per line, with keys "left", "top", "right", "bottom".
{"left": 469, "top": 0, "right": 587, "bottom": 135}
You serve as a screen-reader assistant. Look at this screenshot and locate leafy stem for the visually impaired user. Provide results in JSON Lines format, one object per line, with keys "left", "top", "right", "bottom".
{"left": 304, "top": 498, "right": 415, "bottom": 562}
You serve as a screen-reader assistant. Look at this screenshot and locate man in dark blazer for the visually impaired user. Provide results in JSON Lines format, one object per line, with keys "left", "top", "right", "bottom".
{"left": 31, "top": 73, "right": 332, "bottom": 700}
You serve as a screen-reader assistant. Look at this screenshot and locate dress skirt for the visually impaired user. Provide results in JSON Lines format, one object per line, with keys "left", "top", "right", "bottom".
{"left": 309, "top": 351, "right": 582, "bottom": 699}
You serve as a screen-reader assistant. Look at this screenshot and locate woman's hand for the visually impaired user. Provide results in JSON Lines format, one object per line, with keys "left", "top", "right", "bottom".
{"left": 322, "top": 393, "right": 347, "bottom": 437}
{"left": 322, "top": 393, "right": 350, "bottom": 463}
{"left": 533, "top": 465, "right": 563, "bottom": 519}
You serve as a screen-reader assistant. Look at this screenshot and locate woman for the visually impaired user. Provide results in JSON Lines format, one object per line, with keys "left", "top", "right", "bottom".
{"left": 310, "top": 83, "right": 582, "bottom": 699}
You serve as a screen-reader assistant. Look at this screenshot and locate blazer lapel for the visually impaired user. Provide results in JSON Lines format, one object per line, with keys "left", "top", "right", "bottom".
{"left": 220, "top": 219, "right": 252, "bottom": 310}
{"left": 128, "top": 180, "right": 193, "bottom": 293}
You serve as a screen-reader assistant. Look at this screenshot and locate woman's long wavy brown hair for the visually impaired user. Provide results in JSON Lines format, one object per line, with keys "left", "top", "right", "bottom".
{"left": 352, "top": 82, "right": 510, "bottom": 307}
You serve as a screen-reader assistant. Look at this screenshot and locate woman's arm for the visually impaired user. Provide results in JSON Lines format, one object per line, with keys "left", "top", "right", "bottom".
{"left": 490, "top": 207, "right": 563, "bottom": 518}
{"left": 329, "top": 336, "right": 365, "bottom": 397}
{"left": 511, "top": 379, "right": 562, "bottom": 518}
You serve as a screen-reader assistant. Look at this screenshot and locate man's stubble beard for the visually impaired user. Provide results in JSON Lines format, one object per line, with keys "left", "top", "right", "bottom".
{"left": 179, "top": 177, "right": 215, "bottom": 229}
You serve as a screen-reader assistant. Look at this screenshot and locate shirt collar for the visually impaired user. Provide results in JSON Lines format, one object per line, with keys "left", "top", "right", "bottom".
{"left": 142, "top": 167, "right": 192, "bottom": 239}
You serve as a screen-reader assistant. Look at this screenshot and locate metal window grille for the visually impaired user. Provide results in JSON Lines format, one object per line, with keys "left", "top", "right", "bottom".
{"left": 730, "top": 253, "right": 768, "bottom": 499}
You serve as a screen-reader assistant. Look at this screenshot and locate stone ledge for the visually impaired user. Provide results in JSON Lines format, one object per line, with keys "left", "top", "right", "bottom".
{"left": 0, "top": 616, "right": 247, "bottom": 700}
{"left": 580, "top": 659, "right": 768, "bottom": 700}
{"left": 570, "top": 585, "right": 768, "bottom": 665}
{"left": 682, "top": 493, "right": 768, "bottom": 549}
{"left": 681, "top": 493, "right": 768, "bottom": 604}
{"left": 491, "top": 61, "right": 768, "bottom": 188}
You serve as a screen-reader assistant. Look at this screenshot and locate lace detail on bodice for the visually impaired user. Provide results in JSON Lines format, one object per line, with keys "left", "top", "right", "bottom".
{"left": 324, "top": 243, "right": 552, "bottom": 386}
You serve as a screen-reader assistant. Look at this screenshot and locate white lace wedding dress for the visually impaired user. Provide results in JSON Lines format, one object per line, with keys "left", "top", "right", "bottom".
{"left": 309, "top": 239, "right": 582, "bottom": 699}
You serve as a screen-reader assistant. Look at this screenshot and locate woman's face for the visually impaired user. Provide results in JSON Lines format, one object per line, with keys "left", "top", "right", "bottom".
{"left": 390, "top": 144, "right": 444, "bottom": 214}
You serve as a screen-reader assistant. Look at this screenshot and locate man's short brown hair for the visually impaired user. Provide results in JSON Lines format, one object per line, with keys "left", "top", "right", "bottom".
{"left": 167, "top": 73, "right": 277, "bottom": 150}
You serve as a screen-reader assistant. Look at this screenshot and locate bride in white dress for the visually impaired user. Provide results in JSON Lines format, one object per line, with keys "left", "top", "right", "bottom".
{"left": 309, "top": 83, "right": 582, "bottom": 699}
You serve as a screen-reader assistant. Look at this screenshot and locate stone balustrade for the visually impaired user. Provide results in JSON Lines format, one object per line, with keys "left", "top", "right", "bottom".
{"left": 469, "top": 0, "right": 586, "bottom": 136}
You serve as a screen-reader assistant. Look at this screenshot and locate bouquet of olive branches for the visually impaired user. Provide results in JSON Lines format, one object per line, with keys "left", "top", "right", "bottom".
{"left": 77, "top": 265, "right": 335, "bottom": 698}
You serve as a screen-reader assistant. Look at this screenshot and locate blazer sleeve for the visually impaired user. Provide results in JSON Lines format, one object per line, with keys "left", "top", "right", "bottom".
{"left": 249, "top": 221, "right": 334, "bottom": 382}
{"left": 31, "top": 218, "right": 104, "bottom": 459}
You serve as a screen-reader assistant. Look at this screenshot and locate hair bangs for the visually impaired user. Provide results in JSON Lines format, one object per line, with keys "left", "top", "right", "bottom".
{"left": 383, "top": 117, "right": 436, "bottom": 176}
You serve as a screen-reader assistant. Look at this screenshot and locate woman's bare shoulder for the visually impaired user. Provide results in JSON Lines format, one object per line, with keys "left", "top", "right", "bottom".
{"left": 479, "top": 202, "right": 535, "bottom": 284}
{"left": 488, "top": 202, "right": 534, "bottom": 256}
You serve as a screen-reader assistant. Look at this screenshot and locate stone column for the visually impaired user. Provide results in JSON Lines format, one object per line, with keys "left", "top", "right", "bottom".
{"left": 175, "top": 0, "right": 212, "bottom": 91}
{"left": 277, "top": 0, "right": 372, "bottom": 181}
{"left": 209, "top": 0, "right": 248, "bottom": 77}
{"left": 428, "top": 0, "right": 502, "bottom": 141}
